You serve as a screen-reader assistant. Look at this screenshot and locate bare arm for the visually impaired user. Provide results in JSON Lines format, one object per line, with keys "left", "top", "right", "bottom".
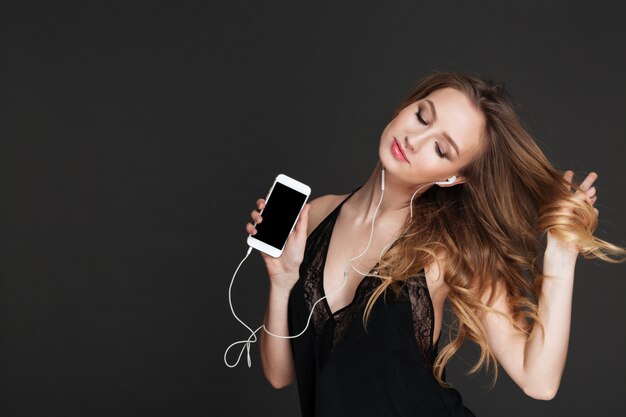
{"left": 479, "top": 171, "right": 598, "bottom": 400}
{"left": 259, "top": 282, "right": 297, "bottom": 389}
{"left": 248, "top": 193, "right": 338, "bottom": 389}
{"left": 522, "top": 233, "right": 578, "bottom": 398}
{"left": 476, "top": 238, "right": 576, "bottom": 401}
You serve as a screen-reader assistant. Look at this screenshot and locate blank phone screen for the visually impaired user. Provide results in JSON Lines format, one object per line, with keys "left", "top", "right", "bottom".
{"left": 254, "top": 182, "right": 308, "bottom": 250}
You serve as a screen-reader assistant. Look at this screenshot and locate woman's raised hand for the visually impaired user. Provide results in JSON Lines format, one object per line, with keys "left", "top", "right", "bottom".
{"left": 563, "top": 170, "right": 598, "bottom": 215}
{"left": 548, "top": 170, "right": 600, "bottom": 255}
{"left": 246, "top": 198, "right": 311, "bottom": 291}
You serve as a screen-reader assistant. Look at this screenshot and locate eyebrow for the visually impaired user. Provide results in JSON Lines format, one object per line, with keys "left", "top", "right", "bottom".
{"left": 425, "top": 99, "right": 461, "bottom": 157}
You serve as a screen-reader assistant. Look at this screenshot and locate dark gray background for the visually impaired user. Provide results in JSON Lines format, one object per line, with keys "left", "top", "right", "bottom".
{"left": 1, "top": 1, "right": 625, "bottom": 416}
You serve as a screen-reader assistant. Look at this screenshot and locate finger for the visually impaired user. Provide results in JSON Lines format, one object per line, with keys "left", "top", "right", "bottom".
{"left": 257, "top": 198, "right": 266, "bottom": 210}
{"left": 251, "top": 209, "right": 262, "bottom": 223}
{"left": 563, "top": 170, "right": 574, "bottom": 192}
{"left": 594, "top": 208, "right": 599, "bottom": 216}
{"left": 586, "top": 186, "right": 596, "bottom": 198}
{"left": 563, "top": 170, "right": 574, "bottom": 182}
{"left": 246, "top": 223, "right": 257, "bottom": 235}
{"left": 590, "top": 196, "right": 597, "bottom": 205}
{"left": 579, "top": 172, "right": 598, "bottom": 191}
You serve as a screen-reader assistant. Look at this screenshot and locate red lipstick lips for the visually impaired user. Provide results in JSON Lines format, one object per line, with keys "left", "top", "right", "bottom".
{"left": 391, "top": 138, "right": 409, "bottom": 163}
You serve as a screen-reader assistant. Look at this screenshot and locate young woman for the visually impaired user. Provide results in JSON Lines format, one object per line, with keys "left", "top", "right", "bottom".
{"left": 245, "top": 72, "right": 625, "bottom": 417}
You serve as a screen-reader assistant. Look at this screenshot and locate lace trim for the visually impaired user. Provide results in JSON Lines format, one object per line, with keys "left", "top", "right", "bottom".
{"left": 405, "top": 274, "right": 435, "bottom": 366}
{"left": 300, "top": 199, "right": 435, "bottom": 367}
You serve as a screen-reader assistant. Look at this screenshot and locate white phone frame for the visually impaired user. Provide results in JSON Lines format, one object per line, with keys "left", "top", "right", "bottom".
{"left": 246, "top": 173, "right": 311, "bottom": 258}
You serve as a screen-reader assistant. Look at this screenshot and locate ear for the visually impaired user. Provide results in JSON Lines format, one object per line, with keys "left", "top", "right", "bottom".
{"left": 438, "top": 175, "right": 467, "bottom": 187}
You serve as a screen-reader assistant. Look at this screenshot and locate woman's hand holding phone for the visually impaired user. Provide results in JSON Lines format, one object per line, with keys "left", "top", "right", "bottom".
{"left": 246, "top": 198, "right": 311, "bottom": 291}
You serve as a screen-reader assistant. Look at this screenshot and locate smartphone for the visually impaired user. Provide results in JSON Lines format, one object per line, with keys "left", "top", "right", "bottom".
{"left": 247, "top": 174, "right": 311, "bottom": 258}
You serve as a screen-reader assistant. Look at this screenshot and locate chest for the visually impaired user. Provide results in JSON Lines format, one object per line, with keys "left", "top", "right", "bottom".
{"left": 321, "top": 216, "right": 447, "bottom": 346}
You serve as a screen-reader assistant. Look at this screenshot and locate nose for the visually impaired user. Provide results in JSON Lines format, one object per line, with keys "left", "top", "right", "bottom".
{"left": 404, "top": 135, "right": 420, "bottom": 153}
{"left": 401, "top": 136, "right": 410, "bottom": 151}
{"left": 405, "top": 131, "right": 434, "bottom": 154}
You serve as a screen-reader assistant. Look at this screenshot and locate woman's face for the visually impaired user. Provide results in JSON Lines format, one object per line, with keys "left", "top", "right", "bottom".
{"left": 379, "top": 87, "right": 486, "bottom": 186}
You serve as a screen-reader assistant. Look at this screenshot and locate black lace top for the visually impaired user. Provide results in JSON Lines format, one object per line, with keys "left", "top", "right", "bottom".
{"left": 287, "top": 186, "right": 477, "bottom": 417}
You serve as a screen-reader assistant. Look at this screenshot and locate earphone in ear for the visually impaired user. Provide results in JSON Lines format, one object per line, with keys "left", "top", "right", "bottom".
{"left": 435, "top": 176, "right": 457, "bottom": 185}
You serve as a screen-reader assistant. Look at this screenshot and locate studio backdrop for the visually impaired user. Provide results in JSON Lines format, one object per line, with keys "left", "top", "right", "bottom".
{"left": 1, "top": 1, "right": 624, "bottom": 416}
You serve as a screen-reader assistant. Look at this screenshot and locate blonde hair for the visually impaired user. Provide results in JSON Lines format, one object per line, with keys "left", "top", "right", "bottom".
{"left": 362, "top": 71, "right": 626, "bottom": 389}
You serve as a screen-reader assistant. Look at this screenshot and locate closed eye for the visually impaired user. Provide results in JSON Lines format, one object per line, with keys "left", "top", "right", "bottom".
{"left": 435, "top": 141, "right": 447, "bottom": 159}
{"left": 415, "top": 109, "right": 427, "bottom": 125}
{"left": 417, "top": 108, "right": 446, "bottom": 159}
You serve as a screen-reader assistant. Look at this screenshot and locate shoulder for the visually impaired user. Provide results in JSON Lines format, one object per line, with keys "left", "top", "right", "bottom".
{"left": 423, "top": 250, "right": 453, "bottom": 297}
{"left": 423, "top": 250, "right": 509, "bottom": 307}
{"left": 306, "top": 192, "right": 350, "bottom": 238}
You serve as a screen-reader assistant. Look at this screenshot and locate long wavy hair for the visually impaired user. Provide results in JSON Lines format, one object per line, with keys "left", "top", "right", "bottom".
{"left": 362, "top": 71, "right": 626, "bottom": 389}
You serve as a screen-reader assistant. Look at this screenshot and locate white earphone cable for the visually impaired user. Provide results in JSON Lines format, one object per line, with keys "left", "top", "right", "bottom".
{"left": 225, "top": 166, "right": 451, "bottom": 368}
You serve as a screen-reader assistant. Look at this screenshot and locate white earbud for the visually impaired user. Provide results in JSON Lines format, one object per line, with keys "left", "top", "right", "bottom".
{"left": 435, "top": 175, "right": 457, "bottom": 185}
